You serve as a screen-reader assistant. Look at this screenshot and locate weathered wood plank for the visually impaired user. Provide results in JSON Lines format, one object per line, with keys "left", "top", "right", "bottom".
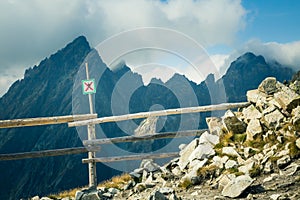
{"left": 83, "top": 129, "right": 208, "bottom": 146}
{"left": 82, "top": 152, "right": 179, "bottom": 163}
{"left": 0, "top": 147, "right": 94, "bottom": 161}
{"left": 0, "top": 114, "right": 97, "bottom": 128}
{"left": 69, "top": 102, "right": 250, "bottom": 127}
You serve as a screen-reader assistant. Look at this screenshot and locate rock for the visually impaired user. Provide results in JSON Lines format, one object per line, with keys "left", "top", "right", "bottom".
{"left": 242, "top": 104, "right": 262, "bottom": 122}
{"left": 263, "top": 161, "right": 273, "bottom": 174}
{"left": 262, "top": 109, "right": 285, "bottom": 129}
{"left": 225, "top": 160, "right": 238, "bottom": 169}
{"left": 280, "top": 163, "right": 300, "bottom": 176}
{"left": 32, "top": 196, "right": 40, "bottom": 200}
{"left": 270, "top": 194, "right": 282, "bottom": 200}
{"left": 222, "top": 146, "right": 240, "bottom": 157}
{"left": 214, "top": 196, "right": 227, "bottom": 200}
{"left": 129, "top": 170, "right": 142, "bottom": 179}
{"left": 246, "top": 119, "right": 263, "bottom": 141}
{"left": 62, "top": 198, "right": 72, "bottom": 200}
{"left": 184, "top": 159, "right": 208, "bottom": 183}
{"left": 123, "top": 180, "right": 134, "bottom": 190}
{"left": 178, "top": 138, "right": 198, "bottom": 170}
{"left": 199, "top": 131, "right": 219, "bottom": 146}
{"left": 221, "top": 175, "right": 253, "bottom": 198}
{"left": 149, "top": 191, "right": 166, "bottom": 200}
{"left": 140, "top": 159, "right": 161, "bottom": 172}
{"left": 217, "top": 174, "right": 236, "bottom": 189}
{"left": 258, "top": 77, "right": 278, "bottom": 94}
{"left": 262, "top": 104, "right": 277, "bottom": 115}
{"left": 188, "top": 143, "right": 215, "bottom": 162}
{"left": 61, "top": 197, "right": 73, "bottom": 200}
{"left": 102, "top": 192, "right": 113, "bottom": 198}
{"left": 274, "top": 82, "right": 300, "bottom": 111}
{"left": 171, "top": 166, "right": 182, "bottom": 176}
{"left": 246, "top": 193, "right": 254, "bottom": 200}
{"left": 78, "top": 191, "right": 102, "bottom": 200}
{"left": 206, "top": 117, "right": 224, "bottom": 136}
{"left": 222, "top": 110, "right": 247, "bottom": 134}
{"left": 296, "top": 138, "right": 300, "bottom": 149}
{"left": 178, "top": 144, "right": 187, "bottom": 151}
{"left": 40, "top": 198, "right": 52, "bottom": 200}
{"left": 189, "top": 159, "right": 208, "bottom": 172}
{"left": 292, "top": 106, "right": 300, "bottom": 131}
{"left": 238, "top": 159, "right": 255, "bottom": 175}
{"left": 277, "top": 155, "right": 291, "bottom": 169}
{"left": 108, "top": 187, "right": 119, "bottom": 195}
{"left": 244, "top": 147, "right": 259, "bottom": 159}
{"left": 75, "top": 191, "right": 84, "bottom": 200}
{"left": 212, "top": 156, "right": 228, "bottom": 169}
{"left": 247, "top": 89, "right": 268, "bottom": 105}
{"left": 134, "top": 183, "right": 154, "bottom": 193}
{"left": 159, "top": 187, "right": 174, "bottom": 194}
{"left": 169, "top": 193, "right": 179, "bottom": 200}
{"left": 275, "top": 149, "right": 290, "bottom": 158}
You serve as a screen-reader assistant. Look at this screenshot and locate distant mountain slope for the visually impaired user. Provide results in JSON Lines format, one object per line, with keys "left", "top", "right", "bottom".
{"left": 219, "top": 52, "right": 294, "bottom": 102}
{"left": 0, "top": 36, "right": 295, "bottom": 199}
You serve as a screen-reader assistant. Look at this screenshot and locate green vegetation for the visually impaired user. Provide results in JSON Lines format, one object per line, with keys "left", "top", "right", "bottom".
{"left": 179, "top": 178, "right": 192, "bottom": 189}
{"left": 249, "top": 164, "right": 262, "bottom": 177}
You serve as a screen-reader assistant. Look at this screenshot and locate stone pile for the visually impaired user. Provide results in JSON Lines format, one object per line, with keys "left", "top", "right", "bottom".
{"left": 114, "top": 77, "right": 300, "bottom": 199}
{"left": 30, "top": 77, "right": 300, "bottom": 200}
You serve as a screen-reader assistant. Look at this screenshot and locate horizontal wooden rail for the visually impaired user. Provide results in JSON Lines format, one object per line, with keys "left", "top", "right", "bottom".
{"left": 0, "top": 114, "right": 97, "bottom": 129}
{"left": 82, "top": 152, "right": 179, "bottom": 163}
{"left": 83, "top": 129, "right": 208, "bottom": 146}
{"left": 0, "top": 147, "right": 101, "bottom": 161}
{"left": 69, "top": 102, "right": 249, "bottom": 127}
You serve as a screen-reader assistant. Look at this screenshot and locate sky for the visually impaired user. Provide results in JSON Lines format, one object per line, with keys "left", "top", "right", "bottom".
{"left": 0, "top": 0, "right": 300, "bottom": 96}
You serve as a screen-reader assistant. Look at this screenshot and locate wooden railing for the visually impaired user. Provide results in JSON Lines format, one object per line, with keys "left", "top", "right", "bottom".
{"left": 0, "top": 102, "right": 250, "bottom": 189}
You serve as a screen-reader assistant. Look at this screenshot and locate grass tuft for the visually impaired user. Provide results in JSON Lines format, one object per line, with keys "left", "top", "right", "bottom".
{"left": 179, "top": 178, "right": 192, "bottom": 189}
{"left": 98, "top": 173, "right": 132, "bottom": 189}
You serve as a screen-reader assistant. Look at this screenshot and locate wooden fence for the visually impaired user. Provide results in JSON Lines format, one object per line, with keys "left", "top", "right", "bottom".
{"left": 0, "top": 102, "right": 250, "bottom": 189}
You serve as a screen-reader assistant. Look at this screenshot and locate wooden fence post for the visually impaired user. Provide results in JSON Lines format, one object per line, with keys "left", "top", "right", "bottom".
{"left": 85, "top": 62, "right": 97, "bottom": 189}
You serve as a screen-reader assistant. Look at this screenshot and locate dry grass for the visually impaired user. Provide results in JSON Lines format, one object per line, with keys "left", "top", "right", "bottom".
{"left": 179, "top": 178, "right": 192, "bottom": 189}
{"left": 285, "top": 136, "right": 300, "bottom": 159}
{"left": 49, "top": 173, "right": 132, "bottom": 199}
{"left": 249, "top": 164, "right": 262, "bottom": 177}
{"left": 244, "top": 136, "right": 266, "bottom": 150}
{"left": 197, "top": 165, "right": 218, "bottom": 179}
{"left": 98, "top": 173, "right": 132, "bottom": 189}
{"left": 48, "top": 186, "right": 87, "bottom": 199}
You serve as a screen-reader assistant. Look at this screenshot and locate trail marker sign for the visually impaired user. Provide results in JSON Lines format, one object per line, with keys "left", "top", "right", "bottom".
{"left": 82, "top": 79, "right": 96, "bottom": 95}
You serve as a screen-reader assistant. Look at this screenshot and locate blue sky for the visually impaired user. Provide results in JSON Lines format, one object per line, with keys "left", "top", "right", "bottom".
{"left": 241, "top": 1, "right": 300, "bottom": 43}
{"left": 0, "top": 0, "right": 300, "bottom": 96}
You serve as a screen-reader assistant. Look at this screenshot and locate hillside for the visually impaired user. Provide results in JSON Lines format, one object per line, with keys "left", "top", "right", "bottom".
{"left": 34, "top": 77, "right": 300, "bottom": 200}
{"left": 0, "top": 36, "right": 295, "bottom": 199}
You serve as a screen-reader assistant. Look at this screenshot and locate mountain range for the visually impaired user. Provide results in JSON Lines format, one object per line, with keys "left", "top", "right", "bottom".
{"left": 0, "top": 36, "right": 295, "bottom": 199}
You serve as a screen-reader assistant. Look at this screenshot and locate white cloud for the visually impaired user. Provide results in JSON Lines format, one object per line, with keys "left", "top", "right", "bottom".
{"left": 0, "top": 0, "right": 247, "bottom": 96}
{"left": 242, "top": 40, "right": 300, "bottom": 70}
{"left": 210, "top": 54, "right": 230, "bottom": 75}
{"left": 216, "top": 40, "right": 300, "bottom": 76}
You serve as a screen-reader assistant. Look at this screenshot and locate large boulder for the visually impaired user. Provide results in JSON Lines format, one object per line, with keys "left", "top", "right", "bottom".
{"left": 258, "top": 77, "right": 278, "bottom": 95}
{"left": 221, "top": 175, "right": 253, "bottom": 198}
{"left": 222, "top": 110, "right": 247, "bottom": 134}
{"left": 262, "top": 109, "right": 285, "bottom": 130}
{"left": 206, "top": 117, "right": 224, "bottom": 136}
{"left": 178, "top": 138, "right": 199, "bottom": 170}
{"left": 246, "top": 119, "right": 263, "bottom": 141}
{"left": 273, "top": 82, "right": 300, "bottom": 111}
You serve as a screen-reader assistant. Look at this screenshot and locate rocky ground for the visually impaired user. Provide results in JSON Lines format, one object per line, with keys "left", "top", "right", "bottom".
{"left": 30, "top": 77, "right": 300, "bottom": 200}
